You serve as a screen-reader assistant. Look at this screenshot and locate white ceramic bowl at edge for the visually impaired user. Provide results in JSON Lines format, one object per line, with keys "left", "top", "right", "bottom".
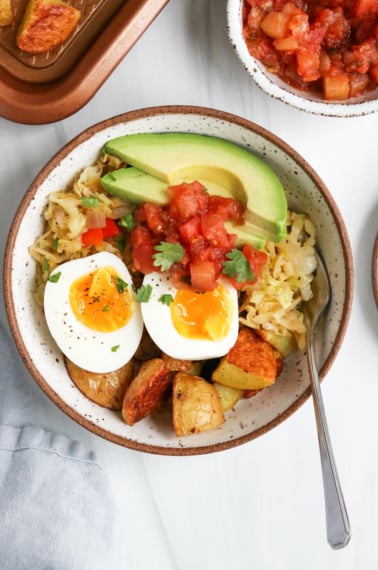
{"left": 227, "top": 0, "right": 378, "bottom": 118}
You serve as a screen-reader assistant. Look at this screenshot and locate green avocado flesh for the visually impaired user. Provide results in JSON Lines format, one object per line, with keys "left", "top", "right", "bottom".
{"left": 102, "top": 133, "right": 287, "bottom": 242}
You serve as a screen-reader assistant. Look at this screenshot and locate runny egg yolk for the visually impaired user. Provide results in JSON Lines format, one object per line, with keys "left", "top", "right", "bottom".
{"left": 69, "top": 266, "right": 133, "bottom": 332}
{"left": 170, "top": 284, "right": 233, "bottom": 341}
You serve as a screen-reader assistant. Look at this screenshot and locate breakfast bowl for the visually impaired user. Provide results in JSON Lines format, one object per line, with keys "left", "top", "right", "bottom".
{"left": 3, "top": 105, "right": 354, "bottom": 455}
{"left": 227, "top": 0, "right": 378, "bottom": 117}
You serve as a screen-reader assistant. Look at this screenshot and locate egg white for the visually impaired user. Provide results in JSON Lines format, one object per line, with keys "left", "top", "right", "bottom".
{"left": 44, "top": 251, "right": 143, "bottom": 373}
{"left": 141, "top": 272, "right": 239, "bottom": 360}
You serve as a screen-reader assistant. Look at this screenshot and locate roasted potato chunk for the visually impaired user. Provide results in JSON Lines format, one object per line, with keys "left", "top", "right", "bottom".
{"left": 0, "top": 0, "right": 13, "bottom": 26}
{"left": 65, "top": 357, "right": 134, "bottom": 410}
{"left": 173, "top": 373, "right": 224, "bottom": 436}
{"left": 161, "top": 353, "right": 202, "bottom": 376}
{"left": 256, "top": 329, "right": 297, "bottom": 358}
{"left": 134, "top": 328, "right": 161, "bottom": 361}
{"left": 212, "top": 326, "right": 278, "bottom": 390}
{"left": 214, "top": 383, "right": 243, "bottom": 412}
{"left": 16, "top": 0, "right": 81, "bottom": 53}
{"left": 122, "top": 358, "right": 171, "bottom": 426}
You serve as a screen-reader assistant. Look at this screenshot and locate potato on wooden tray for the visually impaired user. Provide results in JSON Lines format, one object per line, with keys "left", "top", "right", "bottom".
{"left": 173, "top": 373, "right": 224, "bottom": 437}
{"left": 122, "top": 358, "right": 171, "bottom": 426}
{"left": 65, "top": 357, "right": 134, "bottom": 411}
{"left": 0, "top": 0, "right": 13, "bottom": 26}
{"left": 212, "top": 326, "right": 279, "bottom": 391}
{"left": 16, "top": 0, "right": 81, "bottom": 53}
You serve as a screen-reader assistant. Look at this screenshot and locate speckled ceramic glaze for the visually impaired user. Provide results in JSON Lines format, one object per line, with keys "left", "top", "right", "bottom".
{"left": 3, "top": 106, "right": 354, "bottom": 455}
{"left": 227, "top": 0, "right": 378, "bottom": 118}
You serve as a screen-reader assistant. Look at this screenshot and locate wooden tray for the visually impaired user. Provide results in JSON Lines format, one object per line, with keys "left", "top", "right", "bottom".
{"left": 0, "top": 0, "right": 169, "bottom": 124}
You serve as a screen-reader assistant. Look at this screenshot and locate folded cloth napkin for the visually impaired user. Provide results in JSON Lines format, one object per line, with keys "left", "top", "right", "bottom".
{"left": 0, "top": 323, "right": 117, "bottom": 569}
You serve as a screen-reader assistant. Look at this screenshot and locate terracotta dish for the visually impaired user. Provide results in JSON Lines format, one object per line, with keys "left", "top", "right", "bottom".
{"left": 3, "top": 106, "right": 354, "bottom": 455}
{"left": 0, "top": 0, "right": 169, "bottom": 124}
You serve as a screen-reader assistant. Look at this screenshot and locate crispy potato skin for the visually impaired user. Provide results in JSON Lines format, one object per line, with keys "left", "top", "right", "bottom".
{"left": 0, "top": 0, "right": 13, "bottom": 26}
{"left": 135, "top": 328, "right": 161, "bottom": 361}
{"left": 122, "top": 358, "right": 171, "bottom": 426}
{"left": 173, "top": 373, "right": 224, "bottom": 436}
{"left": 65, "top": 357, "right": 134, "bottom": 410}
{"left": 212, "top": 326, "right": 278, "bottom": 390}
{"left": 161, "top": 353, "right": 195, "bottom": 373}
{"left": 16, "top": 0, "right": 81, "bottom": 53}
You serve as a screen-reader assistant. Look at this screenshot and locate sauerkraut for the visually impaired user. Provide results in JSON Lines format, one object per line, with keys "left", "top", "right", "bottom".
{"left": 29, "top": 154, "right": 129, "bottom": 305}
{"left": 239, "top": 211, "right": 317, "bottom": 350}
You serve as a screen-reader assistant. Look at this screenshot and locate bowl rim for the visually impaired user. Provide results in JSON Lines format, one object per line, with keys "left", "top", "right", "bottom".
{"left": 3, "top": 105, "right": 354, "bottom": 455}
{"left": 227, "top": 0, "right": 378, "bottom": 118}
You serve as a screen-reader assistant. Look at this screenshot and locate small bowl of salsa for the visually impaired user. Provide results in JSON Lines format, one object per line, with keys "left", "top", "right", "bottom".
{"left": 227, "top": 0, "right": 378, "bottom": 116}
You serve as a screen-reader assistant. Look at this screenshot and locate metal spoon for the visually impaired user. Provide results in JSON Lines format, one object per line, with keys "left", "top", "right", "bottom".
{"left": 304, "top": 250, "right": 351, "bottom": 549}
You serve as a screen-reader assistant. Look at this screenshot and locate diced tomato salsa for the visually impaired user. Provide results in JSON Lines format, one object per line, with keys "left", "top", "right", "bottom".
{"left": 130, "top": 181, "right": 267, "bottom": 292}
{"left": 243, "top": 0, "right": 378, "bottom": 100}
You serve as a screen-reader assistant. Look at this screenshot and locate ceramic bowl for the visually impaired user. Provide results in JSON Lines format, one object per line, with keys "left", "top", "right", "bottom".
{"left": 3, "top": 106, "right": 354, "bottom": 455}
{"left": 227, "top": 0, "right": 378, "bottom": 118}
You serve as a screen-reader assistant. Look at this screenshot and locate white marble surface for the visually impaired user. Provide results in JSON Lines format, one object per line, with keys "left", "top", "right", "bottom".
{"left": 1, "top": 1, "right": 378, "bottom": 568}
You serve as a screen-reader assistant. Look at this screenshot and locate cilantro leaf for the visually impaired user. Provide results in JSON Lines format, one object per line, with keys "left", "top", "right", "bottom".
{"left": 48, "top": 271, "right": 61, "bottom": 283}
{"left": 158, "top": 294, "right": 174, "bottom": 306}
{"left": 153, "top": 242, "right": 184, "bottom": 272}
{"left": 222, "top": 249, "right": 254, "bottom": 284}
{"left": 114, "top": 276, "right": 128, "bottom": 293}
{"left": 42, "top": 259, "right": 50, "bottom": 273}
{"left": 111, "top": 345, "right": 120, "bottom": 352}
{"left": 135, "top": 284, "right": 153, "bottom": 303}
{"left": 118, "top": 213, "right": 136, "bottom": 230}
{"left": 81, "top": 196, "right": 99, "bottom": 208}
{"left": 115, "top": 234, "right": 126, "bottom": 252}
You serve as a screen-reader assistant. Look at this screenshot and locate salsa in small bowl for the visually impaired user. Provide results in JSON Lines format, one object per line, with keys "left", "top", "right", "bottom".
{"left": 228, "top": 0, "right": 378, "bottom": 116}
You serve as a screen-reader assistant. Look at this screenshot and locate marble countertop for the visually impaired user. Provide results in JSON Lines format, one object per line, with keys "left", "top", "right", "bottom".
{"left": 1, "top": 1, "right": 377, "bottom": 568}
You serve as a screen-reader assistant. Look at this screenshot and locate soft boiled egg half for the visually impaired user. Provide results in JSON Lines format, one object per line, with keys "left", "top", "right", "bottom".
{"left": 44, "top": 251, "right": 143, "bottom": 373}
{"left": 141, "top": 272, "right": 239, "bottom": 360}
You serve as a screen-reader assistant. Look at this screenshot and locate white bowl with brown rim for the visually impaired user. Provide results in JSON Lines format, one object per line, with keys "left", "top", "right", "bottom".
{"left": 3, "top": 105, "right": 354, "bottom": 455}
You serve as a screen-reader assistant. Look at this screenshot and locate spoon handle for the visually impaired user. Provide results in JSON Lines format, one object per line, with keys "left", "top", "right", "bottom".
{"left": 307, "top": 339, "right": 351, "bottom": 549}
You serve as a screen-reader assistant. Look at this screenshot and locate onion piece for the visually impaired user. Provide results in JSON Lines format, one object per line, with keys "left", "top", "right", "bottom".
{"left": 86, "top": 209, "right": 106, "bottom": 229}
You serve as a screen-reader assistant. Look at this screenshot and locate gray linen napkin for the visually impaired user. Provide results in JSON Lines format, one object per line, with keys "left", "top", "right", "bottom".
{"left": 0, "top": 322, "right": 117, "bottom": 570}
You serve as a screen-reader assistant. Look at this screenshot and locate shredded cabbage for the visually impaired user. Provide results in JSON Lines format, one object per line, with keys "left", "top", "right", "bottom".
{"left": 239, "top": 211, "right": 317, "bottom": 350}
{"left": 29, "top": 156, "right": 128, "bottom": 304}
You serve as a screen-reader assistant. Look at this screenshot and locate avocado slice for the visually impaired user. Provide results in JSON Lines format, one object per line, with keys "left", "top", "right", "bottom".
{"left": 101, "top": 166, "right": 234, "bottom": 205}
{"left": 101, "top": 167, "right": 266, "bottom": 248}
{"left": 103, "top": 133, "right": 287, "bottom": 242}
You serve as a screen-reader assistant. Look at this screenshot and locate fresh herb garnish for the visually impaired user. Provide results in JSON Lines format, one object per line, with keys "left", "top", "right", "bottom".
{"left": 48, "top": 271, "right": 61, "bottom": 283}
{"left": 115, "top": 234, "right": 126, "bottom": 252}
{"left": 135, "top": 284, "right": 153, "bottom": 303}
{"left": 52, "top": 238, "right": 59, "bottom": 251}
{"left": 158, "top": 293, "right": 174, "bottom": 306}
{"left": 222, "top": 248, "right": 254, "bottom": 283}
{"left": 81, "top": 196, "right": 99, "bottom": 208}
{"left": 118, "top": 213, "right": 136, "bottom": 230}
{"left": 102, "top": 305, "right": 110, "bottom": 312}
{"left": 111, "top": 345, "right": 120, "bottom": 352}
{"left": 42, "top": 259, "right": 50, "bottom": 272}
{"left": 153, "top": 242, "right": 184, "bottom": 271}
{"left": 114, "top": 276, "right": 128, "bottom": 293}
